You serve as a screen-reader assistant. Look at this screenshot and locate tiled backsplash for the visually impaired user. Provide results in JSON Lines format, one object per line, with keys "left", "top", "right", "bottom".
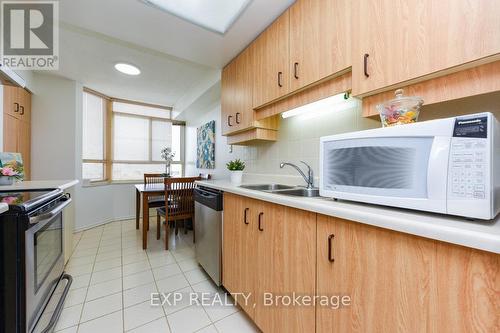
{"left": 185, "top": 99, "right": 378, "bottom": 184}
{"left": 185, "top": 91, "right": 500, "bottom": 185}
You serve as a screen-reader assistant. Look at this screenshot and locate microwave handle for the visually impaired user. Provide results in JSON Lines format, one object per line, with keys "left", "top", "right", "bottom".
{"left": 29, "top": 196, "right": 72, "bottom": 225}
{"left": 427, "top": 137, "right": 451, "bottom": 201}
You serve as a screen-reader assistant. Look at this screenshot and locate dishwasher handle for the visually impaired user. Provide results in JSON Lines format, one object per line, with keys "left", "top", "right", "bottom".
{"left": 194, "top": 187, "right": 223, "bottom": 211}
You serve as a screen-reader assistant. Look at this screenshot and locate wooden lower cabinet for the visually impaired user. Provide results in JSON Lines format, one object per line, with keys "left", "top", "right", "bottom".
{"left": 316, "top": 215, "right": 500, "bottom": 332}
{"left": 222, "top": 193, "right": 316, "bottom": 332}
{"left": 222, "top": 193, "right": 258, "bottom": 317}
{"left": 223, "top": 196, "right": 498, "bottom": 332}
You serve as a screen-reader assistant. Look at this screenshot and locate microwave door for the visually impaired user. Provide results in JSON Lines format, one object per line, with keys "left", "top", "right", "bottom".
{"left": 321, "top": 136, "right": 449, "bottom": 214}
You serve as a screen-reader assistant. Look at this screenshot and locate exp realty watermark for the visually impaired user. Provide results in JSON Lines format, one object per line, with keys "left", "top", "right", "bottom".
{"left": 151, "top": 292, "right": 351, "bottom": 310}
{"left": 1, "top": 1, "right": 59, "bottom": 70}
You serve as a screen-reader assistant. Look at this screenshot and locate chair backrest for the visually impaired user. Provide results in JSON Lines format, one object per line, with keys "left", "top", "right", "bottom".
{"left": 144, "top": 173, "right": 164, "bottom": 186}
{"left": 164, "top": 176, "right": 201, "bottom": 217}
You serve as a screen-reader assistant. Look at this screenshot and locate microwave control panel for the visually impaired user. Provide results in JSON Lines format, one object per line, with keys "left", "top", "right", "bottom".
{"left": 449, "top": 138, "right": 487, "bottom": 199}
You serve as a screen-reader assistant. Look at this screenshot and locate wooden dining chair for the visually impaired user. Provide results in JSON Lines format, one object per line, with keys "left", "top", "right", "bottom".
{"left": 156, "top": 176, "right": 201, "bottom": 250}
{"left": 144, "top": 173, "right": 166, "bottom": 208}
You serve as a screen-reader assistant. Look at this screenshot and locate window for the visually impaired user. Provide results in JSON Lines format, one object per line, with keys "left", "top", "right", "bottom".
{"left": 82, "top": 92, "right": 106, "bottom": 181}
{"left": 81, "top": 90, "right": 184, "bottom": 182}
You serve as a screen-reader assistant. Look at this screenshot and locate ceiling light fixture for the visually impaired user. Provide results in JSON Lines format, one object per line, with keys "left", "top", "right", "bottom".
{"left": 114, "top": 63, "right": 141, "bottom": 75}
{"left": 281, "top": 92, "right": 358, "bottom": 120}
{"left": 140, "top": 0, "right": 252, "bottom": 34}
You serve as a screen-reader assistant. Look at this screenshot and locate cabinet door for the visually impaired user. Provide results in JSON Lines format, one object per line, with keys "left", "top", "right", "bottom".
{"left": 3, "top": 85, "right": 19, "bottom": 118}
{"left": 18, "top": 88, "right": 31, "bottom": 122}
{"left": 316, "top": 215, "right": 499, "bottom": 332}
{"left": 222, "top": 193, "right": 257, "bottom": 317}
{"left": 3, "top": 113, "right": 18, "bottom": 152}
{"left": 289, "top": 0, "right": 351, "bottom": 91}
{"left": 221, "top": 62, "right": 236, "bottom": 135}
{"left": 352, "top": 0, "right": 500, "bottom": 96}
{"left": 17, "top": 121, "right": 30, "bottom": 180}
{"left": 252, "top": 10, "right": 290, "bottom": 108}
{"left": 221, "top": 45, "right": 254, "bottom": 135}
{"left": 255, "top": 201, "right": 316, "bottom": 333}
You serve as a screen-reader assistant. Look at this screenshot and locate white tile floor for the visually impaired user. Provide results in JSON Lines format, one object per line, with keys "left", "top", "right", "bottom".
{"left": 50, "top": 218, "right": 260, "bottom": 333}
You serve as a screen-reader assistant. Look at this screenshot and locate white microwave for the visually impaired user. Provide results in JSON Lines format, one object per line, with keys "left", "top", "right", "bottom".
{"left": 320, "top": 112, "right": 499, "bottom": 220}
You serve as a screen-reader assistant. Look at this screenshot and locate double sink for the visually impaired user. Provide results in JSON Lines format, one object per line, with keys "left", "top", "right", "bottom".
{"left": 240, "top": 184, "right": 320, "bottom": 197}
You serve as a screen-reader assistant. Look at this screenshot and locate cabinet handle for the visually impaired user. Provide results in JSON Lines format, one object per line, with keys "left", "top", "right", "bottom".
{"left": 364, "top": 53, "right": 370, "bottom": 78}
{"left": 235, "top": 112, "right": 241, "bottom": 124}
{"left": 258, "top": 212, "right": 264, "bottom": 231}
{"left": 294, "top": 62, "right": 299, "bottom": 79}
{"left": 328, "top": 234, "right": 335, "bottom": 262}
{"left": 244, "top": 208, "right": 249, "bottom": 225}
{"left": 228, "top": 115, "right": 233, "bottom": 127}
{"left": 20, "top": 105, "right": 24, "bottom": 115}
{"left": 277, "top": 72, "right": 283, "bottom": 87}
{"left": 14, "top": 102, "right": 19, "bottom": 112}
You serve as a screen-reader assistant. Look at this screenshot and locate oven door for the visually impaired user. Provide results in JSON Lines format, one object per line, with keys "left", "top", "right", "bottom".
{"left": 320, "top": 136, "right": 450, "bottom": 213}
{"left": 25, "top": 196, "right": 71, "bottom": 333}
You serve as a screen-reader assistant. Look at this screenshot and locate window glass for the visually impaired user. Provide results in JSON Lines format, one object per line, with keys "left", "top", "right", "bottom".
{"left": 82, "top": 93, "right": 104, "bottom": 160}
{"left": 152, "top": 120, "right": 172, "bottom": 161}
{"left": 113, "top": 114, "right": 149, "bottom": 161}
{"left": 172, "top": 125, "right": 181, "bottom": 162}
{"left": 112, "top": 163, "right": 165, "bottom": 181}
{"left": 82, "top": 163, "right": 104, "bottom": 181}
{"left": 113, "top": 101, "right": 170, "bottom": 119}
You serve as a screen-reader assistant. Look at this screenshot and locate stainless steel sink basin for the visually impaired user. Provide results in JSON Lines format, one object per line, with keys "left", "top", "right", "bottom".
{"left": 240, "top": 184, "right": 295, "bottom": 191}
{"left": 274, "top": 188, "right": 320, "bottom": 197}
{"left": 239, "top": 184, "right": 320, "bottom": 197}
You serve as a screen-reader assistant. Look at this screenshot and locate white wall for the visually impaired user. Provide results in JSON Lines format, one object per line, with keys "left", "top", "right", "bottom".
{"left": 31, "top": 74, "right": 80, "bottom": 180}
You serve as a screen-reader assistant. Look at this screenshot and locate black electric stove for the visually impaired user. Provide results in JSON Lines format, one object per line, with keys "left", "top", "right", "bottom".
{"left": 0, "top": 188, "right": 73, "bottom": 333}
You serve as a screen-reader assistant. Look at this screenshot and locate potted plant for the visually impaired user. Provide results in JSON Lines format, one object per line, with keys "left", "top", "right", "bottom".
{"left": 0, "top": 166, "right": 21, "bottom": 185}
{"left": 160, "top": 147, "right": 176, "bottom": 176}
{"left": 226, "top": 159, "right": 245, "bottom": 185}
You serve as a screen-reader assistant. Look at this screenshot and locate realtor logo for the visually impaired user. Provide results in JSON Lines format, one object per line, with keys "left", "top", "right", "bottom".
{"left": 1, "top": 1, "right": 59, "bottom": 70}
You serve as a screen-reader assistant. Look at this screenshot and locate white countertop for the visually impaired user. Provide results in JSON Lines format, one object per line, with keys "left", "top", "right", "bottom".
{"left": 196, "top": 180, "right": 500, "bottom": 254}
{"left": 0, "top": 179, "right": 79, "bottom": 191}
{"left": 0, "top": 203, "right": 8, "bottom": 214}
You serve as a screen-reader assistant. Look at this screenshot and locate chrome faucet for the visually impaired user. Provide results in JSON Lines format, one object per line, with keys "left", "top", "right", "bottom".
{"left": 280, "top": 161, "right": 314, "bottom": 189}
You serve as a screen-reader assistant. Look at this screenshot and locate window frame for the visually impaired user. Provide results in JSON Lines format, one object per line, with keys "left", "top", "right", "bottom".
{"left": 82, "top": 87, "right": 185, "bottom": 183}
{"left": 82, "top": 89, "right": 109, "bottom": 182}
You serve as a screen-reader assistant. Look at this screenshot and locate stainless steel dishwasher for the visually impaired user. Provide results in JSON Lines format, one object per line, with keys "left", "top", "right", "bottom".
{"left": 194, "top": 186, "right": 223, "bottom": 286}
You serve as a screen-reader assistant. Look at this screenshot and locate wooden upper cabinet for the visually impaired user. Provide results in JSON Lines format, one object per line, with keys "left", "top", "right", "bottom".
{"left": 316, "top": 215, "right": 500, "bottom": 332}
{"left": 221, "top": 45, "right": 254, "bottom": 135}
{"left": 2, "top": 85, "right": 31, "bottom": 179}
{"left": 289, "top": 0, "right": 351, "bottom": 91}
{"left": 252, "top": 10, "right": 290, "bottom": 108}
{"left": 352, "top": 0, "right": 500, "bottom": 97}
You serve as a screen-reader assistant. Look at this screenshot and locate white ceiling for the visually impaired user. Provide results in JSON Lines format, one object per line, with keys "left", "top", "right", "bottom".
{"left": 59, "top": 0, "right": 295, "bottom": 68}
{"left": 53, "top": 24, "right": 216, "bottom": 106}
{"left": 47, "top": 0, "right": 294, "bottom": 110}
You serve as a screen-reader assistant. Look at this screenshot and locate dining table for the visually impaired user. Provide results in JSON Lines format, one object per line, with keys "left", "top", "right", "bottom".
{"left": 135, "top": 183, "right": 165, "bottom": 249}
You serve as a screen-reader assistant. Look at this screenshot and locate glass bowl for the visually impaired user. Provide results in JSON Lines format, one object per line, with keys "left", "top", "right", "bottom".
{"left": 376, "top": 89, "right": 423, "bottom": 127}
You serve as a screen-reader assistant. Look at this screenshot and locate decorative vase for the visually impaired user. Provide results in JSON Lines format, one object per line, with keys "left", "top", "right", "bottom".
{"left": 0, "top": 177, "right": 14, "bottom": 186}
{"left": 165, "top": 163, "right": 171, "bottom": 177}
{"left": 230, "top": 171, "right": 243, "bottom": 186}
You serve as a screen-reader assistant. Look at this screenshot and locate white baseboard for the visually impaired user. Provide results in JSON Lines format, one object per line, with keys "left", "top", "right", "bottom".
{"left": 73, "top": 214, "right": 138, "bottom": 233}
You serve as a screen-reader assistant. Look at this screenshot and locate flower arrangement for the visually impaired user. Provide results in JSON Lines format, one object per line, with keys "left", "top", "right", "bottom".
{"left": 226, "top": 159, "right": 245, "bottom": 171}
{"left": 160, "top": 147, "right": 176, "bottom": 176}
{"left": 160, "top": 147, "right": 176, "bottom": 164}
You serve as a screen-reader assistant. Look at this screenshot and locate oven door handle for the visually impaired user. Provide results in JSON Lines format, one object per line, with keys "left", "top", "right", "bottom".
{"left": 38, "top": 274, "right": 73, "bottom": 333}
{"left": 29, "top": 197, "right": 72, "bottom": 225}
